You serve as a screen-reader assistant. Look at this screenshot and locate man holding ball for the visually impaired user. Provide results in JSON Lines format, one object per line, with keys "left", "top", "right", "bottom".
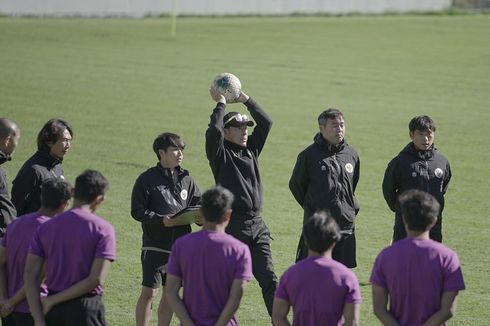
{"left": 205, "top": 77, "right": 278, "bottom": 317}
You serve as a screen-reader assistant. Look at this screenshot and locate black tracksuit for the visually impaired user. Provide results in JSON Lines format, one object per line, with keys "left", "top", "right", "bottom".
{"left": 11, "top": 150, "right": 64, "bottom": 216}
{"left": 289, "top": 133, "right": 360, "bottom": 268}
{"left": 0, "top": 152, "right": 16, "bottom": 238}
{"left": 383, "top": 143, "right": 451, "bottom": 242}
{"left": 205, "top": 98, "right": 277, "bottom": 316}
{"left": 131, "top": 164, "right": 201, "bottom": 251}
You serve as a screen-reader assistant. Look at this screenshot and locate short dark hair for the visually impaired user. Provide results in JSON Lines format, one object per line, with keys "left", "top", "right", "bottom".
{"left": 0, "top": 118, "right": 19, "bottom": 139}
{"left": 303, "top": 211, "right": 341, "bottom": 254}
{"left": 74, "top": 170, "right": 109, "bottom": 203}
{"left": 398, "top": 189, "right": 440, "bottom": 232}
{"left": 409, "top": 115, "right": 436, "bottom": 133}
{"left": 200, "top": 186, "right": 234, "bottom": 223}
{"left": 152, "top": 133, "right": 185, "bottom": 160}
{"left": 40, "top": 179, "right": 73, "bottom": 210}
{"left": 318, "top": 108, "right": 344, "bottom": 126}
{"left": 37, "top": 119, "right": 73, "bottom": 152}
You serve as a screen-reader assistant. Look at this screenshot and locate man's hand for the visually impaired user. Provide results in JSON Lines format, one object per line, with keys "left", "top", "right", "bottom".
{"left": 41, "top": 296, "right": 55, "bottom": 315}
{"left": 0, "top": 298, "right": 14, "bottom": 317}
{"left": 234, "top": 91, "right": 250, "bottom": 103}
{"left": 209, "top": 87, "right": 226, "bottom": 104}
{"left": 163, "top": 216, "right": 177, "bottom": 227}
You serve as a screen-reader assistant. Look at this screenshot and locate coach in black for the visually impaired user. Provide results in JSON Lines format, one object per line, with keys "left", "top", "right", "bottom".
{"left": 206, "top": 87, "right": 277, "bottom": 316}
{"left": 11, "top": 119, "right": 73, "bottom": 216}
{"left": 0, "top": 118, "right": 20, "bottom": 236}
{"left": 131, "top": 132, "right": 201, "bottom": 326}
{"left": 289, "top": 108, "right": 360, "bottom": 268}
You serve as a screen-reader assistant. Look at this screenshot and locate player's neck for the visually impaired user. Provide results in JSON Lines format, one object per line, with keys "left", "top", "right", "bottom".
{"left": 308, "top": 249, "right": 333, "bottom": 259}
{"left": 203, "top": 221, "right": 227, "bottom": 232}
{"left": 406, "top": 229, "right": 431, "bottom": 240}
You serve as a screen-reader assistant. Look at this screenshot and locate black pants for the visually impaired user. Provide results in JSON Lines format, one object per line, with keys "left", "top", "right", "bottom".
{"left": 45, "top": 294, "right": 106, "bottom": 326}
{"left": 226, "top": 216, "right": 278, "bottom": 317}
{"left": 393, "top": 213, "right": 442, "bottom": 243}
{"left": 295, "top": 231, "right": 357, "bottom": 268}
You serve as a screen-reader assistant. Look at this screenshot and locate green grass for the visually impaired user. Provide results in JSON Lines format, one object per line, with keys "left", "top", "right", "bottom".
{"left": 1, "top": 15, "right": 489, "bottom": 325}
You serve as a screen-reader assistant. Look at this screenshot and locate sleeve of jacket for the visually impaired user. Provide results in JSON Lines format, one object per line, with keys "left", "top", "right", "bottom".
{"left": 289, "top": 151, "right": 308, "bottom": 208}
{"left": 205, "top": 102, "right": 226, "bottom": 172}
{"left": 130, "top": 175, "right": 164, "bottom": 224}
{"left": 245, "top": 98, "right": 272, "bottom": 156}
{"left": 11, "top": 167, "right": 39, "bottom": 216}
{"left": 353, "top": 154, "right": 360, "bottom": 193}
{"left": 442, "top": 160, "right": 451, "bottom": 194}
{"left": 188, "top": 178, "right": 202, "bottom": 207}
{"left": 0, "top": 171, "right": 16, "bottom": 236}
{"left": 382, "top": 158, "right": 398, "bottom": 212}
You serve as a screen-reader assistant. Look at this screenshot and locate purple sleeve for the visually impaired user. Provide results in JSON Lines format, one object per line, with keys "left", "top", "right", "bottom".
{"left": 443, "top": 252, "right": 465, "bottom": 292}
{"left": 29, "top": 226, "right": 45, "bottom": 258}
{"left": 233, "top": 245, "right": 253, "bottom": 281}
{"left": 95, "top": 223, "right": 116, "bottom": 261}
{"left": 344, "top": 271, "right": 362, "bottom": 304}
{"left": 274, "top": 271, "right": 290, "bottom": 302}
{"left": 166, "top": 240, "right": 182, "bottom": 278}
{"left": 370, "top": 253, "right": 387, "bottom": 288}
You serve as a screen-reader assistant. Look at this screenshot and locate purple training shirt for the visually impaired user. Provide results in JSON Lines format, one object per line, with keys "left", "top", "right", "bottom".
{"left": 29, "top": 207, "right": 116, "bottom": 295}
{"left": 370, "top": 238, "right": 465, "bottom": 326}
{"left": 167, "top": 229, "right": 253, "bottom": 326}
{"left": 275, "top": 255, "right": 361, "bottom": 326}
{"left": 1, "top": 212, "right": 49, "bottom": 313}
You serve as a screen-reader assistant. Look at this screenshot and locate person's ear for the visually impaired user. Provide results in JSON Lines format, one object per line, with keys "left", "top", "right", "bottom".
{"left": 223, "top": 210, "right": 232, "bottom": 222}
{"left": 409, "top": 131, "right": 415, "bottom": 140}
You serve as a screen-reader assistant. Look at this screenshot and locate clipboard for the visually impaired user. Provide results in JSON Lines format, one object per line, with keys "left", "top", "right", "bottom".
{"left": 170, "top": 206, "right": 201, "bottom": 226}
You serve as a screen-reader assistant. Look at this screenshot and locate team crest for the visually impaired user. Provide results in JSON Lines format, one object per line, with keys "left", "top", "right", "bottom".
{"left": 411, "top": 172, "right": 417, "bottom": 178}
{"left": 180, "top": 189, "right": 188, "bottom": 200}
{"left": 345, "top": 163, "right": 354, "bottom": 173}
{"left": 434, "top": 168, "right": 444, "bottom": 178}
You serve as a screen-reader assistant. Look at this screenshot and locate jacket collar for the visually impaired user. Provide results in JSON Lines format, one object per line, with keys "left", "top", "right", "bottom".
{"left": 313, "top": 133, "right": 346, "bottom": 153}
{"left": 224, "top": 139, "right": 247, "bottom": 151}
{"left": 35, "top": 150, "right": 62, "bottom": 168}
{"left": 156, "top": 163, "right": 188, "bottom": 178}
{"left": 402, "top": 142, "right": 435, "bottom": 160}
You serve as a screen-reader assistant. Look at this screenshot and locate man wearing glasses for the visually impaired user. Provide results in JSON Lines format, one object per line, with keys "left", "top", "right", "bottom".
{"left": 206, "top": 87, "right": 277, "bottom": 317}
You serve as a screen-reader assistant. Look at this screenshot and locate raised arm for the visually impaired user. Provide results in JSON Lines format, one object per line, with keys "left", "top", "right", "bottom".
{"left": 244, "top": 96, "right": 272, "bottom": 155}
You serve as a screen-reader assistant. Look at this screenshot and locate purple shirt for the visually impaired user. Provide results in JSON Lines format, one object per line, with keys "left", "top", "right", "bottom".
{"left": 275, "top": 255, "right": 361, "bottom": 326}
{"left": 167, "top": 229, "right": 253, "bottom": 326}
{"left": 370, "top": 238, "right": 465, "bottom": 326}
{"left": 1, "top": 212, "right": 49, "bottom": 313}
{"left": 29, "top": 208, "right": 116, "bottom": 294}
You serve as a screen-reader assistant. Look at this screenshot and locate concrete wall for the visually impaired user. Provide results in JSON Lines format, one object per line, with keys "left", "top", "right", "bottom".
{"left": 0, "top": 0, "right": 453, "bottom": 17}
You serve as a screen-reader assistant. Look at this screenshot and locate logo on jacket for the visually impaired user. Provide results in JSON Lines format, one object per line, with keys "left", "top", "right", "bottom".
{"left": 345, "top": 163, "right": 354, "bottom": 173}
{"left": 434, "top": 168, "right": 444, "bottom": 178}
{"left": 180, "top": 189, "right": 188, "bottom": 200}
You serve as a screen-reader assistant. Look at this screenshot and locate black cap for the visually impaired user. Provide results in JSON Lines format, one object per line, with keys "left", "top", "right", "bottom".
{"left": 223, "top": 112, "right": 254, "bottom": 128}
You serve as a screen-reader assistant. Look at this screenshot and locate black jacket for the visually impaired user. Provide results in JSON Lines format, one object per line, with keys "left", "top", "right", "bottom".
{"left": 289, "top": 133, "right": 360, "bottom": 231}
{"left": 382, "top": 142, "right": 451, "bottom": 214}
{"left": 131, "top": 164, "right": 201, "bottom": 250}
{"left": 11, "top": 150, "right": 64, "bottom": 216}
{"left": 0, "top": 151, "right": 16, "bottom": 237}
{"left": 205, "top": 98, "right": 272, "bottom": 217}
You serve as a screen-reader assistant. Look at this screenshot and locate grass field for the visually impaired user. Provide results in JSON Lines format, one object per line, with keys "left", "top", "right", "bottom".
{"left": 1, "top": 14, "right": 489, "bottom": 325}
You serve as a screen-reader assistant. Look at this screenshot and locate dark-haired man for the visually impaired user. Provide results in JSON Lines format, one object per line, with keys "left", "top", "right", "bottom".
{"left": 0, "top": 179, "right": 72, "bottom": 326}
{"left": 25, "top": 170, "right": 115, "bottom": 326}
{"left": 383, "top": 115, "right": 451, "bottom": 242}
{"left": 371, "top": 189, "right": 465, "bottom": 325}
{"left": 0, "top": 118, "right": 20, "bottom": 239}
{"left": 12, "top": 118, "right": 73, "bottom": 215}
{"left": 131, "top": 132, "right": 201, "bottom": 326}
{"left": 206, "top": 87, "right": 277, "bottom": 316}
{"left": 273, "top": 211, "right": 361, "bottom": 326}
{"left": 289, "top": 108, "right": 360, "bottom": 268}
{"left": 166, "top": 186, "right": 252, "bottom": 326}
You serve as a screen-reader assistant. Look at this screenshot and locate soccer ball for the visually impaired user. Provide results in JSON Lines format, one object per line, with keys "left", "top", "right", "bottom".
{"left": 211, "top": 73, "right": 242, "bottom": 102}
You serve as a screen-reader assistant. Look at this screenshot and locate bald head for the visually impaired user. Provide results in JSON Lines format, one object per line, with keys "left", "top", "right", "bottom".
{"left": 0, "top": 118, "right": 20, "bottom": 156}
